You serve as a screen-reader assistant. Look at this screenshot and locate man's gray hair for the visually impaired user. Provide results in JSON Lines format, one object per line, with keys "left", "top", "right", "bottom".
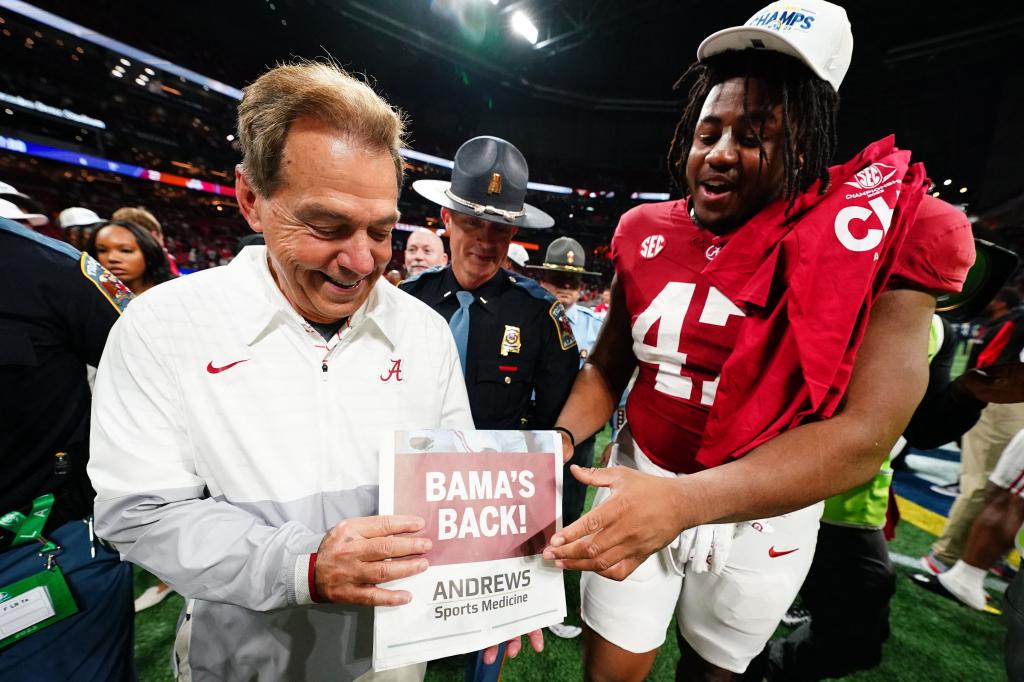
{"left": 237, "top": 60, "right": 407, "bottom": 196}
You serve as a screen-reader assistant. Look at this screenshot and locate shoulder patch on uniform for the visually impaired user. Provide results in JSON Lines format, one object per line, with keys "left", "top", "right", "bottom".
{"left": 80, "top": 253, "right": 133, "bottom": 314}
{"left": 549, "top": 301, "right": 577, "bottom": 350}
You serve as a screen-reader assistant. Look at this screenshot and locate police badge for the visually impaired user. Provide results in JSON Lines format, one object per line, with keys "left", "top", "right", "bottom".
{"left": 500, "top": 325, "right": 521, "bottom": 357}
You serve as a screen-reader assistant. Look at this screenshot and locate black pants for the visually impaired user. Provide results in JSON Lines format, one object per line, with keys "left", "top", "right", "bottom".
{"left": 562, "top": 435, "right": 596, "bottom": 527}
{"left": 1007, "top": 570, "right": 1024, "bottom": 681}
{"left": 766, "top": 523, "right": 896, "bottom": 681}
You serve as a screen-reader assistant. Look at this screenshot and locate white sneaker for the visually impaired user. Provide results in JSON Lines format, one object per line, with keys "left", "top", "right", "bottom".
{"left": 548, "top": 622, "right": 583, "bottom": 639}
{"left": 134, "top": 584, "right": 173, "bottom": 612}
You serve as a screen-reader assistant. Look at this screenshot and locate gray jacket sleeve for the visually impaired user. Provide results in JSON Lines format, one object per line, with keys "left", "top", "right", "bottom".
{"left": 88, "top": 310, "right": 323, "bottom": 611}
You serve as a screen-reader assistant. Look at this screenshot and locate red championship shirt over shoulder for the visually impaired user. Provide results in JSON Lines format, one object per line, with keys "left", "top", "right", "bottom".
{"left": 889, "top": 194, "right": 975, "bottom": 294}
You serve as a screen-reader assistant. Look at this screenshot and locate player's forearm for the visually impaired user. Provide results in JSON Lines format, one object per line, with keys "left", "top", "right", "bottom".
{"left": 554, "top": 363, "right": 620, "bottom": 442}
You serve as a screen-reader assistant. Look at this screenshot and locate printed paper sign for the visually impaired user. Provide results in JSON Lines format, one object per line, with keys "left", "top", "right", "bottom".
{"left": 374, "top": 430, "right": 565, "bottom": 671}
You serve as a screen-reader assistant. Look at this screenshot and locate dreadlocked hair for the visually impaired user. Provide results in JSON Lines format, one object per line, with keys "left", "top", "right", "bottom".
{"left": 666, "top": 49, "right": 839, "bottom": 214}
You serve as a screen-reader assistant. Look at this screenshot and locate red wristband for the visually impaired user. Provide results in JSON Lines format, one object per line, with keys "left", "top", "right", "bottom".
{"left": 308, "top": 552, "right": 324, "bottom": 603}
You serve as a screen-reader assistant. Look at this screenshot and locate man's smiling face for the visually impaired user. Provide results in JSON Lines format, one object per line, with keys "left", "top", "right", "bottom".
{"left": 236, "top": 117, "right": 399, "bottom": 323}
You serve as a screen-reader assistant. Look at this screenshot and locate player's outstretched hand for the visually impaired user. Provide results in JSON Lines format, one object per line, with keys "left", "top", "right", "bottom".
{"left": 542, "top": 465, "right": 686, "bottom": 580}
{"left": 314, "top": 515, "right": 431, "bottom": 606}
{"left": 482, "top": 629, "right": 544, "bottom": 665}
{"left": 957, "top": 362, "right": 1024, "bottom": 404}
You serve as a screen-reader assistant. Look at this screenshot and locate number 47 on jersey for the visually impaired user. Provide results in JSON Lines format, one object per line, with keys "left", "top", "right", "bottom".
{"left": 632, "top": 282, "right": 744, "bottom": 406}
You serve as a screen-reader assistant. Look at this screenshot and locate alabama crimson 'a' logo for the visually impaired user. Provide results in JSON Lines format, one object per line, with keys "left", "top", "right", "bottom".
{"left": 380, "top": 359, "right": 405, "bottom": 382}
{"left": 640, "top": 234, "right": 665, "bottom": 259}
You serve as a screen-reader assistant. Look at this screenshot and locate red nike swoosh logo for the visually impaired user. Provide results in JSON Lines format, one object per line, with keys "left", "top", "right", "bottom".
{"left": 206, "top": 359, "right": 249, "bottom": 374}
{"left": 768, "top": 546, "right": 799, "bottom": 558}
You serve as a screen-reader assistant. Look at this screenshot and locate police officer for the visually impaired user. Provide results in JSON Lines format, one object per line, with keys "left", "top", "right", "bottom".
{"left": 528, "top": 237, "right": 603, "bottom": 526}
{"left": 401, "top": 136, "right": 578, "bottom": 682}
{"left": 527, "top": 236, "right": 603, "bottom": 640}
{"left": 402, "top": 136, "right": 578, "bottom": 432}
{"left": 0, "top": 214, "right": 135, "bottom": 680}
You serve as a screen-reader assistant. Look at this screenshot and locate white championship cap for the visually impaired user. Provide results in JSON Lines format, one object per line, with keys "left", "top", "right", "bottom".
{"left": 507, "top": 243, "right": 529, "bottom": 268}
{"left": 59, "top": 206, "right": 102, "bottom": 229}
{"left": 697, "top": 0, "right": 853, "bottom": 92}
{"left": 0, "top": 197, "right": 49, "bottom": 227}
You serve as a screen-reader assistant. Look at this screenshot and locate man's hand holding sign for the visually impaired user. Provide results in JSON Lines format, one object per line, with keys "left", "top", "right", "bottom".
{"left": 314, "top": 515, "right": 432, "bottom": 606}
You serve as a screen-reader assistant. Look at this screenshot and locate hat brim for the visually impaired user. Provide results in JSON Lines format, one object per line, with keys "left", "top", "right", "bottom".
{"left": 936, "top": 240, "right": 1019, "bottom": 322}
{"left": 412, "top": 179, "right": 555, "bottom": 229}
{"left": 697, "top": 26, "right": 836, "bottom": 91}
{"left": 526, "top": 263, "right": 601, "bottom": 277}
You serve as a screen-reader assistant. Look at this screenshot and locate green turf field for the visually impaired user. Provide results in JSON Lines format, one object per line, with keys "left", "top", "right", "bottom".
{"left": 132, "top": 426, "right": 1010, "bottom": 681}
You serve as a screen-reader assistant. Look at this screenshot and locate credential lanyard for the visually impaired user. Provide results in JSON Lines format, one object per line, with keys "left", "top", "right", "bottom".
{"left": 0, "top": 493, "right": 57, "bottom": 552}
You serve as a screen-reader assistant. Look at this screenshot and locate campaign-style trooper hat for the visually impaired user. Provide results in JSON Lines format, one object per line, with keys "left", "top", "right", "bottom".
{"left": 527, "top": 237, "right": 600, "bottom": 277}
{"left": 413, "top": 136, "right": 554, "bottom": 229}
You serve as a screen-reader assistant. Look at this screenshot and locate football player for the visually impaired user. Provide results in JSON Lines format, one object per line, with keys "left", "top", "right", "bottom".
{"left": 542, "top": 1, "right": 976, "bottom": 680}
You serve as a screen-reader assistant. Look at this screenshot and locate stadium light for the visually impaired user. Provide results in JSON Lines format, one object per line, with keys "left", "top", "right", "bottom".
{"left": 959, "top": 187, "right": 968, "bottom": 194}
{"left": 119, "top": 57, "right": 130, "bottom": 66}
{"left": 526, "top": 181, "right": 572, "bottom": 194}
{"left": 511, "top": 11, "right": 538, "bottom": 45}
{"left": 226, "top": 134, "right": 235, "bottom": 142}
{"left": 144, "top": 67, "right": 155, "bottom": 76}
{"left": 943, "top": 178, "right": 952, "bottom": 186}
{"left": 630, "top": 192, "right": 671, "bottom": 201}
{"left": 400, "top": 148, "right": 455, "bottom": 169}
{"left": 110, "top": 69, "right": 122, "bottom": 77}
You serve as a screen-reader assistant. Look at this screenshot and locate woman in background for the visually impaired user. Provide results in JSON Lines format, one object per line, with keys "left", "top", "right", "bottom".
{"left": 87, "top": 220, "right": 173, "bottom": 296}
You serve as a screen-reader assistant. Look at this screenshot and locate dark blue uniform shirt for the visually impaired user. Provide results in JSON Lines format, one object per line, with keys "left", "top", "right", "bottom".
{"left": 0, "top": 217, "right": 129, "bottom": 534}
{"left": 401, "top": 266, "right": 579, "bottom": 429}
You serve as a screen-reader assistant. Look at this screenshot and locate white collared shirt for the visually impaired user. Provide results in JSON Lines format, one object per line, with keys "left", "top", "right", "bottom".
{"left": 89, "top": 247, "right": 472, "bottom": 678}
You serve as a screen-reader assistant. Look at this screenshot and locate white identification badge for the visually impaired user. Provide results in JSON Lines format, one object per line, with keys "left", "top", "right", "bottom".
{"left": 0, "top": 586, "right": 56, "bottom": 638}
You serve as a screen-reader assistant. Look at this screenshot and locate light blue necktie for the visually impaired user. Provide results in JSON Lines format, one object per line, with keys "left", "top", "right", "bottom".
{"left": 449, "top": 291, "right": 474, "bottom": 375}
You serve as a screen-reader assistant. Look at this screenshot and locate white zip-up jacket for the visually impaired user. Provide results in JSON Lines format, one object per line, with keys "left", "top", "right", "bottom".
{"left": 89, "top": 246, "right": 472, "bottom": 680}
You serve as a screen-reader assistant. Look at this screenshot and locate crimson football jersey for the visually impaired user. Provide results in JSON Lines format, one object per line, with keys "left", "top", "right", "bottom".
{"left": 612, "top": 200, "right": 745, "bottom": 474}
{"left": 612, "top": 193, "right": 973, "bottom": 475}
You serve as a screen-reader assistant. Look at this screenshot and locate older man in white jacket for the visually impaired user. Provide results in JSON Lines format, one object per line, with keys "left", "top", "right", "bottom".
{"left": 89, "top": 61, "right": 473, "bottom": 681}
